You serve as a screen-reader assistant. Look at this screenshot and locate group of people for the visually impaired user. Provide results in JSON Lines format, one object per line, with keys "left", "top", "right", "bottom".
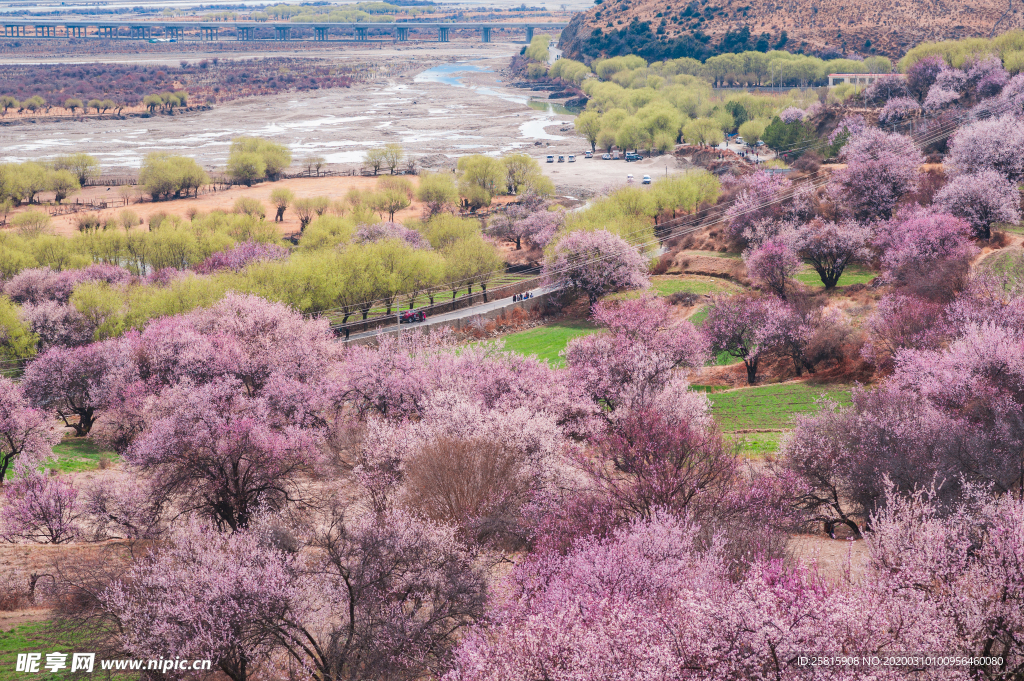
{"left": 513, "top": 291, "right": 534, "bottom": 303}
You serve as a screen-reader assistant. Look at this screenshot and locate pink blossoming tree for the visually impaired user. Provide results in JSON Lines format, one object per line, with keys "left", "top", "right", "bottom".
{"left": 702, "top": 295, "right": 789, "bottom": 385}
{"left": 543, "top": 229, "right": 649, "bottom": 304}
{"left": 830, "top": 128, "right": 922, "bottom": 221}
{"left": 933, "top": 170, "right": 1021, "bottom": 239}
{"left": 743, "top": 238, "right": 801, "bottom": 298}
{"left": 0, "top": 377, "right": 61, "bottom": 483}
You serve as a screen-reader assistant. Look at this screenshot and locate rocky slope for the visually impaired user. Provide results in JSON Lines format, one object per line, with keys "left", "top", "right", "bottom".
{"left": 560, "top": 0, "right": 1023, "bottom": 60}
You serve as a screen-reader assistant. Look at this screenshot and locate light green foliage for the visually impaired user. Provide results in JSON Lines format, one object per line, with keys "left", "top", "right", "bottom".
{"left": 416, "top": 171, "right": 458, "bottom": 211}
{"left": 271, "top": 187, "right": 294, "bottom": 210}
{"left": 47, "top": 169, "right": 80, "bottom": 203}
{"left": 682, "top": 118, "right": 725, "bottom": 146}
{"left": 457, "top": 155, "right": 505, "bottom": 205}
{"left": 227, "top": 152, "right": 266, "bottom": 186}
{"left": 738, "top": 119, "right": 768, "bottom": 144}
{"left": 899, "top": 30, "right": 1023, "bottom": 71}
{"left": 378, "top": 175, "right": 414, "bottom": 198}
{"left": 863, "top": 56, "right": 892, "bottom": 74}
{"left": 0, "top": 96, "right": 18, "bottom": 115}
{"left": 501, "top": 153, "right": 553, "bottom": 196}
{"left": 299, "top": 215, "right": 358, "bottom": 251}
{"left": 63, "top": 98, "right": 83, "bottom": 113}
{"left": 382, "top": 143, "right": 405, "bottom": 175}
{"left": 227, "top": 137, "right": 292, "bottom": 182}
{"left": 12, "top": 210, "right": 52, "bottom": 236}
{"left": 0, "top": 295, "right": 37, "bottom": 361}
{"left": 420, "top": 213, "right": 480, "bottom": 249}
{"left": 233, "top": 196, "right": 266, "bottom": 219}
{"left": 524, "top": 34, "right": 550, "bottom": 63}
{"left": 576, "top": 111, "right": 602, "bottom": 151}
{"left": 549, "top": 57, "right": 591, "bottom": 85}
{"left": 368, "top": 189, "right": 411, "bottom": 220}
{"left": 441, "top": 234, "right": 504, "bottom": 297}
{"left": 52, "top": 153, "right": 99, "bottom": 186}
{"left": 139, "top": 153, "right": 210, "bottom": 200}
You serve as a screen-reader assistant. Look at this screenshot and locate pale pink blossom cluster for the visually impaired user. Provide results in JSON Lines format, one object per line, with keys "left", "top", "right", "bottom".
{"left": 778, "top": 106, "right": 805, "bottom": 124}
{"left": 193, "top": 240, "right": 290, "bottom": 274}
{"left": 543, "top": 229, "right": 649, "bottom": 303}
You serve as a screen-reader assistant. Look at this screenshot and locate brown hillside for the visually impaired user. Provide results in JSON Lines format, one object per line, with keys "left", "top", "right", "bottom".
{"left": 561, "top": 0, "right": 1024, "bottom": 59}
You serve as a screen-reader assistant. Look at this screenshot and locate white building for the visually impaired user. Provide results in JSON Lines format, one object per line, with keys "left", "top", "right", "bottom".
{"left": 828, "top": 73, "right": 904, "bottom": 87}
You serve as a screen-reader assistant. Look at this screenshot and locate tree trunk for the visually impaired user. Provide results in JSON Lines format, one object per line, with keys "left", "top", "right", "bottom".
{"left": 744, "top": 359, "right": 759, "bottom": 385}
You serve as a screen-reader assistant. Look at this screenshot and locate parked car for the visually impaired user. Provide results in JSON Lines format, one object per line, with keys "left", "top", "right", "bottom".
{"left": 642, "top": 175, "right": 652, "bottom": 184}
{"left": 400, "top": 310, "right": 427, "bottom": 324}
{"left": 735, "top": 137, "right": 744, "bottom": 146}
{"left": 602, "top": 153, "right": 611, "bottom": 160}
{"left": 612, "top": 151, "right": 621, "bottom": 160}
{"left": 755, "top": 140, "right": 766, "bottom": 147}
{"left": 626, "top": 174, "right": 634, "bottom": 183}
{"left": 567, "top": 155, "right": 576, "bottom": 162}
{"left": 625, "top": 152, "right": 641, "bottom": 162}
{"left": 558, "top": 155, "right": 565, "bottom": 162}
{"left": 585, "top": 151, "right": 593, "bottom": 158}
{"left": 546, "top": 155, "right": 555, "bottom": 163}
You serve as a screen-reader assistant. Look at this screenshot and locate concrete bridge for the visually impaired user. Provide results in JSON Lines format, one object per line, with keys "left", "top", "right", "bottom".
{"left": 0, "top": 20, "right": 567, "bottom": 43}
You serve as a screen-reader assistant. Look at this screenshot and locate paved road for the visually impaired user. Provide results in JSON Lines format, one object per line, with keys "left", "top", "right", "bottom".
{"left": 343, "top": 281, "right": 563, "bottom": 342}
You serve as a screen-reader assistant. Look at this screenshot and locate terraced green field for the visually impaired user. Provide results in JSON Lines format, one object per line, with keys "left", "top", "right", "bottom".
{"left": 500, "top": 320, "right": 600, "bottom": 366}
{"left": 705, "top": 381, "right": 853, "bottom": 432}
{"left": 0, "top": 623, "right": 60, "bottom": 681}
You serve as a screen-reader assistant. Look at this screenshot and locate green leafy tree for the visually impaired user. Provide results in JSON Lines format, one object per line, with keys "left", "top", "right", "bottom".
{"left": 12, "top": 210, "right": 52, "bottom": 236}
{"left": 364, "top": 148, "right": 387, "bottom": 176}
{"left": 382, "top": 143, "right": 404, "bottom": 175}
{"left": 0, "top": 96, "right": 18, "bottom": 116}
{"left": 53, "top": 153, "right": 100, "bottom": 186}
{"left": 271, "top": 188, "right": 294, "bottom": 222}
{"left": 576, "top": 111, "right": 602, "bottom": 152}
{"left": 63, "top": 98, "right": 83, "bottom": 114}
{"left": 738, "top": 119, "right": 767, "bottom": 144}
{"left": 227, "top": 152, "right": 266, "bottom": 187}
{"left": 302, "top": 155, "right": 326, "bottom": 177}
{"left": 47, "top": 169, "right": 80, "bottom": 204}
{"left": 682, "top": 118, "right": 724, "bottom": 147}
{"left": 416, "top": 172, "right": 458, "bottom": 216}
{"left": 228, "top": 137, "right": 291, "bottom": 182}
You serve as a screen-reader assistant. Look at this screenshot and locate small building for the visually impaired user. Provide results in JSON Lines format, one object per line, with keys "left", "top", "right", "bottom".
{"left": 828, "top": 73, "right": 904, "bottom": 87}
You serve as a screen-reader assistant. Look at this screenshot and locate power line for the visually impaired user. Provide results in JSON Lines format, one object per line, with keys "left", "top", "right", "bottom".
{"left": 324, "top": 99, "right": 1011, "bottom": 332}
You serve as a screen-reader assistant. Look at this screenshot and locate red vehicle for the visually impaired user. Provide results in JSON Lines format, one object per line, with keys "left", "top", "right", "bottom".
{"left": 400, "top": 310, "right": 427, "bottom": 323}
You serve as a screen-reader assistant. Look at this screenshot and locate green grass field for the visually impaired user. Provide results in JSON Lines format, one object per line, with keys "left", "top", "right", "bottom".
{"left": 500, "top": 321, "right": 601, "bottom": 366}
{"left": 51, "top": 438, "right": 118, "bottom": 474}
{"left": 795, "top": 262, "right": 877, "bottom": 288}
{"left": 725, "top": 430, "right": 786, "bottom": 458}
{"left": 980, "top": 248, "right": 1024, "bottom": 286}
{"left": 705, "top": 382, "right": 853, "bottom": 432}
{"left": 0, "top": 622, "right": 61, "bottom": 681}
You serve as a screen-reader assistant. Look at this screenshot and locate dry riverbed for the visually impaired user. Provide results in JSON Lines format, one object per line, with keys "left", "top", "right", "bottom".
{"left": 0, "top": 43, "right": 702, "bottom": 198}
